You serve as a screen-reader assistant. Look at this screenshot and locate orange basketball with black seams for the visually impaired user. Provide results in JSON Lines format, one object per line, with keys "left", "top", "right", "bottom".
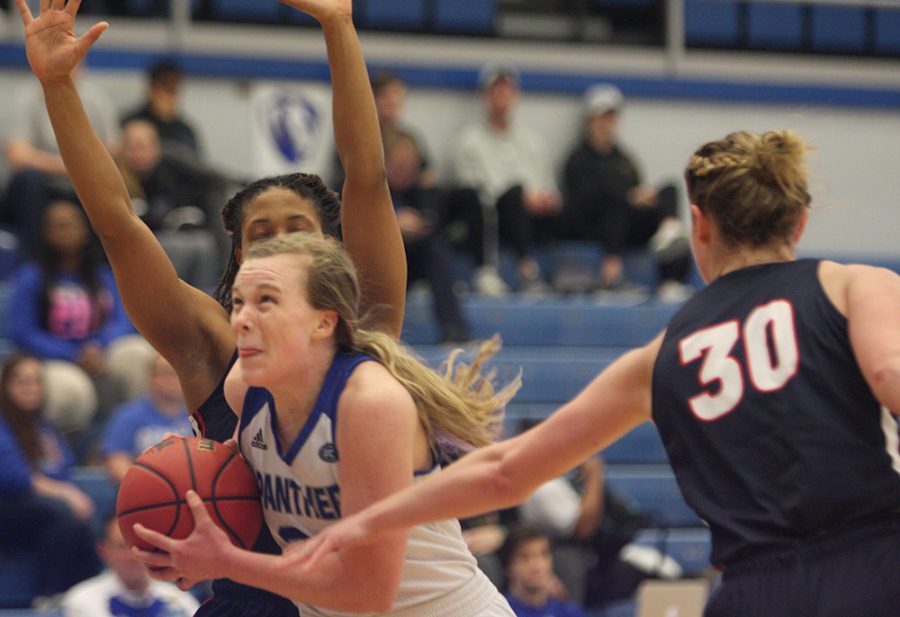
{"left": 116, "top": 436, "right": 262, "bottom": 551}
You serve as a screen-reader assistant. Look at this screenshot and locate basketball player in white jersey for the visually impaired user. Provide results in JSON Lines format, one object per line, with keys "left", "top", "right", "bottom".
{"left": 133, "top": 233, "right": 521, "bottom": 616}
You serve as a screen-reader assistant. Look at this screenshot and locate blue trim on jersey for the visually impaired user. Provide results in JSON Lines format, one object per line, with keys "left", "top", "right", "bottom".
{"left": 242, "top": 352, "right": 374, "bottom": 467}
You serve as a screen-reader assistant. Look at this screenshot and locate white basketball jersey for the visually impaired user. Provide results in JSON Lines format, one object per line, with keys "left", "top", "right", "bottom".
{"left": 239, "top": 352, "right": 513, "bottom": 617}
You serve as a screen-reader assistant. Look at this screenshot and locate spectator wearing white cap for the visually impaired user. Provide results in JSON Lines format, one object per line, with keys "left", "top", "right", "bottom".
{"left": 557, "top": 84, "right": 692, "bottom": 302}
{"left": 445, "top": 63, "right": 560, "bottom": 297}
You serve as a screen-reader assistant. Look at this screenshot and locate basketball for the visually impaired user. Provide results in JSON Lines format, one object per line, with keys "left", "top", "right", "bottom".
{"left": 116, "top": 436, "right": 263, "bottom": 551}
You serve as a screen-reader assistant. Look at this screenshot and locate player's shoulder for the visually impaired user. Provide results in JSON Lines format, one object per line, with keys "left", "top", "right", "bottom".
{"left": 340, "top": 360, "right": 415, "bottom": 420}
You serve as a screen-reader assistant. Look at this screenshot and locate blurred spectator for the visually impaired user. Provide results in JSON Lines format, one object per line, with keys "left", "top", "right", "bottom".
{"left": 2, "top": 62, "right": 119, "bottom": 248}
{"left": 0, "top": 354, "right": 102, "bottom": 606}
{"left": 61, "top": 515, "right": 199, "bottom": 617}
{"left": 385, "top": 131, "right": 470, "bottom": 343}
{"left": 460, "top": 512, "right": 509, "bottom": 589}
{"left": 101, "top": 353, "right": 193, "bottom": 484}
{"left": 558, "top": 84, "right": 692, "bottom": 302}
{"left": 121, "top": 59, "right": 203, "bottom": 162}
{"left": 331, "top": 70, "right": 433, "bottom": 191}
{"left": 448, "top": 63, "right": 559, "bottom": 297}
{"left": 517, "top": 451, "right": 682, "bottom": 609}
{"left": 118, "top": 118, "right": 225, "bottom": 290}
{"left": 498, "top": 525, "right": 586, "bottom": 617}
{"left": 7, "top": 200, "right": 150, "bottom": 442}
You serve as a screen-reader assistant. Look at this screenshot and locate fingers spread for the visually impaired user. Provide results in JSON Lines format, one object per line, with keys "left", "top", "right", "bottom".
{"left": 16, "top": 0, "right": 34, "bottom": 25}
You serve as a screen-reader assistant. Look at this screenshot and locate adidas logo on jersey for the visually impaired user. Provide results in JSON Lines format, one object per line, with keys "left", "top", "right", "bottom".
{"left": 251, "top": 429, "right": 268, "bottom": 450}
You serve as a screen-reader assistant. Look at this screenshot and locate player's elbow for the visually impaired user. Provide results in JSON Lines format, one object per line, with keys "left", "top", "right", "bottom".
{"left": 870, "top": 354, "right": 900, "bottom": 412}
{"left": 489, "top": 453, "right": 532, "bottom": 508}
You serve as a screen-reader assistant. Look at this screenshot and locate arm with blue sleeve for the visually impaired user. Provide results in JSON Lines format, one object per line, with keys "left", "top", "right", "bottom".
{"left": 0, "top": 418, "right": 35, "bottom": 498}
{"left": 8, "top": 264, "right": 82, "bottom": 360}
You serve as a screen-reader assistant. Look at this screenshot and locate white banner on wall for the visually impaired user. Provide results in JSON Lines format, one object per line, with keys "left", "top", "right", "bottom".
{"left": 249, "top": 83, "right": 333, "bottom": 178}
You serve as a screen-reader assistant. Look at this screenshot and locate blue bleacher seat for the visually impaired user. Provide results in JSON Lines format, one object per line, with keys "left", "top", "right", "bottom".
{"left": 71, "top": 468, "right": 119, "bottom": 527}
{"left": 0, "top": 551, "right": 39, "bottom": 609}
{"left": 811, "top": 6, "right": 867, "bottom": 53}
{"left": 401, "top": 296, "right": 678, "bottom": 347}
{"left": 433, "top": 0, "right": 495, "bottom": 34}
{"left": 685, "top": 0, "right": 740, "bottom": 47}
{"left": 606, "top": 465, "right": 701, "bottom": 527}
{"left": 212, "top": 0, "right": 281, "bottom": 23}
{"left": 601, "top": 422, "right": 668, "bottom": 464}
{"left": 592, "top": 0, "right": 657, "bottom": 8}
{"left": 874, "top": 8, "right": 900, "bottom": 54}
{"left": 747, "top": 3, "right": 804, "bottom": 50}
{"left": 360, "top": 0, "right": 427, "bottom": 30}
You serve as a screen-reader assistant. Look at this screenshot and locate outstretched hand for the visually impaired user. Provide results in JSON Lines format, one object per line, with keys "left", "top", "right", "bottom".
{"left": 279, "top": 0, "right": 352, "bottom": 23}
{"left": 15, "top": 0, "right": 108, "bottom": 83}
{"left": 131, "top": 490, "right": 234, "bottom": 584}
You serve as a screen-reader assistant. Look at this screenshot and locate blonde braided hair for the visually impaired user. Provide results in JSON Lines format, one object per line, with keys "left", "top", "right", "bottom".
{"left": 685, "top": 130, "right": 812, "bottom": 248}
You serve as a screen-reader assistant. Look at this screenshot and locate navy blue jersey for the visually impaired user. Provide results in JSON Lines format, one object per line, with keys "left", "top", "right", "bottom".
{"left": 191, "top": 352, "right": 239, "bottom": 443}
{"left": 652, "top": 259, "right": 900, "bottom": 567}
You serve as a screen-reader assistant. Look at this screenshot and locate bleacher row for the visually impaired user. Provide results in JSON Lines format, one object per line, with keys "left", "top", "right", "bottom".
{"left": 65, "top": 0, "right": 900, "bottom": 56}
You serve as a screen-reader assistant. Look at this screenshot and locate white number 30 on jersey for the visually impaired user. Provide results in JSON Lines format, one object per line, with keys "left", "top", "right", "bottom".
{"left": 679, "top": 299, "right": 799, "bottom": 421}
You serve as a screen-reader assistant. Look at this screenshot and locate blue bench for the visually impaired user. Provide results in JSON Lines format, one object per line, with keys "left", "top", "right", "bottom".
{"left": 402, "top": 297, "right": 678, "bottom": 347}
{"left": 811, "top": 5, "right": 867, "bottom": 54}
{"left": 747, "top": 3, "right": 804, "bottom": 51}
{"left": 685, "top": 0, "right": 739, "bottom": 48}
{"left": 360, "top": 0, "right": 427, "bottom": 30}
{"left": 875, "top": 8, "right": 900, "bottom": 55}
{"left": 606, "top": 465, "right": 701, "bottom": 528}
{"left": 433, "top": 0, "right": 495, "bottom": 34}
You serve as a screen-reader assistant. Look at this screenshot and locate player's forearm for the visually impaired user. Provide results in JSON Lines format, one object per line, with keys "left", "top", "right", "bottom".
{"left": 320, "top": 13, "right": 385, "bottom": 190}
{"left": 40, "top": 78, "right": 139, "bottom": 239}
{"left": 360, "top": 438, "right": 535, "bottom": 538}
{"left": 225, "top": 540, "right": 400, "bottom": 613}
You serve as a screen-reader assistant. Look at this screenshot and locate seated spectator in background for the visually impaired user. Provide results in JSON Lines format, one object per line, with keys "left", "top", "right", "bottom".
{"left": 385, "top": 131, "right": 471, "bottom": 343}
{"left": 0, "top": 355, "right": 102, "bottom": 606}
{"left": 499, "top": 526, "right": 586, "bottom": 617}
{"left": 118, "top": 119, "right": 225, "bottom": 289}
{"left": 331, "top": 70, "right": 434, "bottom": 191}
{"left": 121, "top": 59, "right": 203, "bottom": 163}
{"left": 558, "top": 84, "right": 692, "bottom": 302}
{"left": 61, "top": 514, "right": 199, "bottom": 617}
{"left": 3, "top": 60, "right": 119, "bottom": 249}
{"left": 517, "top": 448, "right": 681, "bottom": 609}
{"left": 448, "top": 63, "right": 559, "bottom": 297}
{"left": 101, "top": 353, "right": 193, "bottom": 484}
{"left": 461, "top": 511, "right": 509, "bottom": 589}
{"left": 8, "top": 200, "right": 149, "bottom": 443}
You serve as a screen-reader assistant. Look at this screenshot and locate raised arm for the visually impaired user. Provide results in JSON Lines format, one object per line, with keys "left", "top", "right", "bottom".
{"left": 285, "top": 0, "right": 406, "bottom": 336}
{"left": 295, "top": 336, "right": 662, "bottom": 566}
{"left": 14, "top": 0, "right": 234, "bottom": 408}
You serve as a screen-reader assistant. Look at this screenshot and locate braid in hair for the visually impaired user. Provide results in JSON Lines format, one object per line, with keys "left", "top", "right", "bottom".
{"left": 214, "top": 173, "right": 342, "bottom": 311}
{"left": 685, "top": 130, "right": 811, "bottom": 247}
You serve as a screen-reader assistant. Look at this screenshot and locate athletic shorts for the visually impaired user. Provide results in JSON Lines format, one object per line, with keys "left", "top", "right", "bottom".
{"left": 705, "top": 513, "right": 900, "bottom": 617}
{"left": 195, "top": 579, "right": 299, "bottom": 617}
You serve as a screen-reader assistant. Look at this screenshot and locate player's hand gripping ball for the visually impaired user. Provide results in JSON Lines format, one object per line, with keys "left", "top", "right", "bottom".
{"left": 116, "top": 436, "right": 262, "bottom": 551}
